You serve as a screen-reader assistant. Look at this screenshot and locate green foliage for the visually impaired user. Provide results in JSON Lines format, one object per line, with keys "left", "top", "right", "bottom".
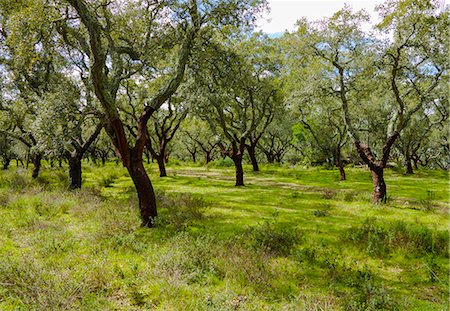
{"left": 345, "top": 267, "right": 397, "bottom": 311}
{"left": 156, "top": 190, "right": 209, "bottom": 232}
{"left": 246, "top": 216, "right": 302, "bottom": 256}
{"left": 207, "top": 157, "right": 234, "bottom": 168}
{"left": 417, "top": 190, "right": 437, "bottom": 212}
{"left": 345, "top": 218, "right": 449, "bottom": 257}
{"left": 0, "top": 162, "right": 448, "bottom": 310}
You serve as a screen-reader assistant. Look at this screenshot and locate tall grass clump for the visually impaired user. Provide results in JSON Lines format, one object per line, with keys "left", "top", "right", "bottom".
{"left": 344, "top": 218, "right": 449, "bottom": 257}
{"left": 207, "top": 157, "right": 234, "bottom": 168}
{"left": 246, "top": 217, "right": 302, "bottom": 256}
{"left": 156, "top": 190, "right": 209, "bottom": 231}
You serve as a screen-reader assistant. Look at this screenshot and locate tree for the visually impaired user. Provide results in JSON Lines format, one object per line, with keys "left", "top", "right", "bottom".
{"left": 258, "top": 110, "right": 293, "bottom": 164}
{"left": 61, "top": 0, "right": 265, "bottom": 226}
{"left": 286, "top": 2, "right": 447, "bottom": 202}
{"left": 282, "top": 29, "right": 349, "bottom": 179}
{"left": 0, "top": 0, "right": 59, "bottom": 178}
{"left": 182, "top": 117, "right": 219, "bottom": 164}
{"left": 192, "top": 34, "right": 281, "bottom": 185}
{"left": 146, "top": 97, "right": 188, "bottom": 177}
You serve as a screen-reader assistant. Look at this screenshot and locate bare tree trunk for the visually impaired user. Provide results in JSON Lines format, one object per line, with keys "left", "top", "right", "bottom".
{"left": 31, "top": 153, "right": 42, "bottom": 179}
{"left": 338, "top": 163, "right": 346, "bottom": 181}
{"left": 3, "top": 159, "right": 10, "bottom": 170}
{"left": 370, "top": 166, "right": 387, "bottom": 204}
{"left": 68, "top": 156, "right": 82, "bottom": 189}
{"left": 405, "top": 158, "right": 414, "bottom": 174}
{"left": 233, "top": 156, "right": 244, "bottom": 186}
{"left": 246, "top": 145, "right": 259, "bottom": 172}
{"left": 205, "top": 151, "right": 212, "bottom": 164}
{"left": 127, "top": 152, "right": 157, "bottom": 227}
{"left": 334, "top": 152, "right": 346, "bottom": 181}
{"left": 156, "top": 155, "right": 167, "bottom": 177}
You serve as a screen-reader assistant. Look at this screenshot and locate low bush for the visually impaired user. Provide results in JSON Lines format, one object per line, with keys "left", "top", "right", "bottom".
{"left": 344, "top": 218, "right": 449, "bottom": 257}
{"left": 345, "top": 267, "right": 397, "bottom": 311}
{"left": 322, "top": 189, "right": 338, "bottom": 200}
{"left": 207, "top": 157, "right": 234, "bottom": 168}
{"left": 156, "top": 190, "right": 209, "bottom": 231}
{"left": 246, "top": 218, "right": 302, "bottom": 256}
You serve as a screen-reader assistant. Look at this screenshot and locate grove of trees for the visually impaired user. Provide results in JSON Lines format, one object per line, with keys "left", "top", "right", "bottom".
{"left": 0, "top": 0, "right": 448, "bottom": 226}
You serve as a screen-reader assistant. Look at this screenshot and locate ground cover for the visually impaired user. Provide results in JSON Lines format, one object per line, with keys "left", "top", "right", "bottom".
{"left": 0, "top": 162, "right": 448, "bottom": 310}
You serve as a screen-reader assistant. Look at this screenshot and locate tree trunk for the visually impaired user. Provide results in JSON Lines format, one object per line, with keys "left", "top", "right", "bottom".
{"left": 370, "top": 166, "right": 387, "bottom": 204}
{"left": 335, "top": 156, "right": 346, "bottom": 181}
{"left": 59, "top": 158, "right": 63, "bottom": 168}
{"left": 205, "top": 151, "right": 212, "bottom": 164}
{"left": 68, "top": 156, "right": 82, "bottom": 190}
{"left": 127, "top": 153, "right": 157, "bottom": 227}
{"left": 191, "top": 152, "right": 196, "bottom": 163}
{"left": 247, "top": 145, "right": 259, "bottom": 172}
{"left": 156, "top": 155, "right": 167, "bottom": 177}
{"left": 338, "top": 163, "right": 346, "bottom": 181}
{"left": 233, "top": 156, "right": 244, "bottom": 186}
{"left": 101, "top": 156, "right": 106, "bottom": 165}
{"left": 412, "top": 157, "right": 419, "bottom": 170}
{"left": 405, "top": 158, "right": 414, "bottom": 174}
{"left": 3, "top": 158, "right": 11, "bottom": 170}
{"left": 31, "top": 153, "right": 42, "bottom": 179}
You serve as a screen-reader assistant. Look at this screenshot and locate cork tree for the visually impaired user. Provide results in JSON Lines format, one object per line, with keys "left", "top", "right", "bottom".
{"left": 285, "top": 2, "right": 447, "bottom": 203}
{"left": 60, "top": 0, "right": 266, "bottom": 226}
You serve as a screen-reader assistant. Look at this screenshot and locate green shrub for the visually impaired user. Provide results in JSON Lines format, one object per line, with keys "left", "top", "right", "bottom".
{"left": 100, "top": 172, "right": 118, "bottom": 188}
{"left": 322, "top": 189, "right": 338, "bottom": 200}
{"left": 417, "top": 190, "right": 437, "bottom": 212}
{"left": 345, "top": 218, "right": 449, "bottom": 257}
{"left": 345, "top": 267, "right": 397, "bottom": 311}
{"left": 156, "top": 190, "right": 208, "bottom": 231}
{"left": 10, "top": 173, "right": 32, "bottom": 190}
{"left": 246, "top": 219, "right": 302, "bottom": 256}
{"left": 154, "top": 233, "right": 222, "bottom": 284}
{"left": 207, "top": 157, "right": 234, "bottom": 168}
{"left": 343, "top": 190, "right": 358, "bottom": 202}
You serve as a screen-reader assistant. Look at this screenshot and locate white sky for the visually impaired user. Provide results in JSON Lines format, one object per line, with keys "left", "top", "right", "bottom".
{"left": 256, "top": 0, "right": 448, "bottom": 34}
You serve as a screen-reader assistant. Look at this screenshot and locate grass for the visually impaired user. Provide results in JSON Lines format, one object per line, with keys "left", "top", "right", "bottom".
{"left": 0, "top": 161, "right": 448, "bottom": 310}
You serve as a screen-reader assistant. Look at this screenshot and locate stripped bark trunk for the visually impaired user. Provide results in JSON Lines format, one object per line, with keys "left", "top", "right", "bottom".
{"left": 233, "top": 156, "right": 244, "bottom": 186}
{"left": 127, "top": 152, "right": 157, "bottom": 227}
{"left": 246, "top": 144, "right": 259, "bottom": 172}
{"left": 31, "top": 153, "right": 42, "bottom": 179}
{"left": 370, "top": 166, "right": 387, "bottom": 203}
{"left": 68, "top": 156, "right": 82, "bottom": 189}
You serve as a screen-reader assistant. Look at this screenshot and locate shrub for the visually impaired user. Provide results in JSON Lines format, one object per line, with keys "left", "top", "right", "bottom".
{"left": 207, "top": 157, "right": 234, "bottom": 168}
{"left": 345, "top": 218, "right": 449, "bottom": 257}
{"left": 9, "top": 173, "right": 32, "bottom": 190}
{"left": 418, "top": 190, "right": 437, "bottom": 212}
{"left": 100, "top": 172, "right": 119, "bottom": 188}
{"left": 343, "top": 191, "right": 358, "bottom": 202}
{"left": 156, "top": 190, "right": 208, "bottom": 231}
{"left": 322, "top": 189, "right": 338, "bottom": 200}
{"left": 346, "top": 267, "right": 397, "bottom": 311}
{"left": 246, "top": 219, "right": 302, "bottom": 256}
{"left": 154, "top": 233, "right": 222, "bottom": 284}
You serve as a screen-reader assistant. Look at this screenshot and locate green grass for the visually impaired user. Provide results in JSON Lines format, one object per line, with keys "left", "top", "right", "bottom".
{"left": 0, "top": 161, "right": 448, "bottom": 310}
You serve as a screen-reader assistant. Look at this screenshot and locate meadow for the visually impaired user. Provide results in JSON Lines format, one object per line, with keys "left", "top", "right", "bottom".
{"left": 0, "top": 161, "right": 448, "bottom": 310}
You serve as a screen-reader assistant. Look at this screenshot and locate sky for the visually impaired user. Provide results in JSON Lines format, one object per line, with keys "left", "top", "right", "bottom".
{"left": 256, "top": 0, "right": 448, "bottom": 34}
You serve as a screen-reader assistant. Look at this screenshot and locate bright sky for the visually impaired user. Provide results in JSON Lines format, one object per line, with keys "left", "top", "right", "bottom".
{"left": 256, "top": 0, "right": 448, "bottom": 34}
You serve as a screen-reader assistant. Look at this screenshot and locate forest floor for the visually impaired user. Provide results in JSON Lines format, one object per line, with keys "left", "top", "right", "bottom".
{"left": 0, "top": 161, "right": 448, "bottom": 310}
